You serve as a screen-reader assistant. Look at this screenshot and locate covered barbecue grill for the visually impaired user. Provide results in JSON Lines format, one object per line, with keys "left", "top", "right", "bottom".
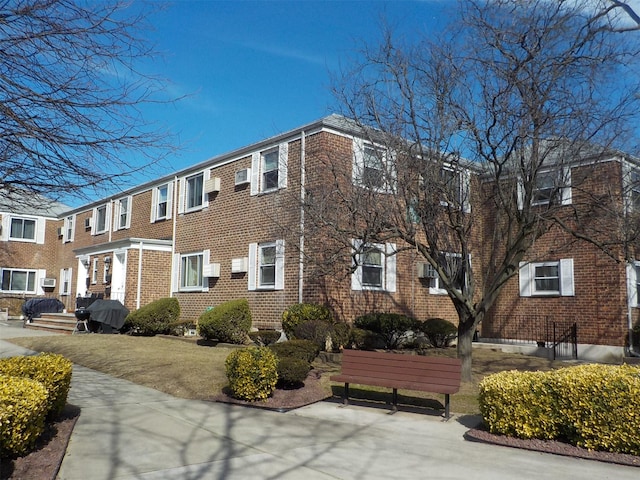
{"left": 86, "top": 299, "right": 129, "bottom": 333}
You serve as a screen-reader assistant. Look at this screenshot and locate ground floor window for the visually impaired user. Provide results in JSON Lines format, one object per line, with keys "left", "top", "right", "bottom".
{"left": 1, "top": 269, "right": 36, "bottom": 293}
{"left": 180, "top": 253, "right": 204, "bottom": 291}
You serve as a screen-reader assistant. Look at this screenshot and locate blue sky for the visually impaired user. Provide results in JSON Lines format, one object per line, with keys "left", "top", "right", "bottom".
{"left": 139, "top": 1, "right": 448, "bottom": 174}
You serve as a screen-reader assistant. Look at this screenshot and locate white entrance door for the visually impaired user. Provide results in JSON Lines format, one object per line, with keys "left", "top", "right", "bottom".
{"left": 76, "top": 257, "right": 89, "bottom": 297}
{"left": 111, "top": 250, "right": 127, "bottom": 304}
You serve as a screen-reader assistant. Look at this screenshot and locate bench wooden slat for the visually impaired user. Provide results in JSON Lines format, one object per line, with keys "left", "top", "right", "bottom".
{"left": 330, "top": 349, "right": 462, "bottom": 418}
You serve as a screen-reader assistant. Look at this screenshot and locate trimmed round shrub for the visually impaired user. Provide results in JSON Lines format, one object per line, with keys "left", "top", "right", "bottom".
{"left": 123, "top": 297, "right": 180, "bottom": 336}
{"left": 329, "top": 322, "right": 352, "bottom": 351}
{"left": 249, "top": 330, "right": 282, "bottom": 346}
{"left": 269, "top": 339, "right": 320, "bottom": 363}
{"left": 0, "top": 353, "right": 73, "bottom": 417}
{"left": 293, "top": 319, "right": 332, "bottom": 350}
{"left": 198, "top": 299, "right": 252, "bottom": 344}
{"left": 0, "top": 374, "right": 49, "bottom": 457}
{"left": 282, "top": 303, "right": 333, "bottom": 339}
{"left": 354, "top": 312, "right": 419, "bottom": 349}
{"left": 225, "top": 347, "right": 278, "bottom": 401}
{"left": 419, "top": 318, "right": 457, "bottom": 348}
{"left": 276, "top": 356, "right": 312, "bottom": 388}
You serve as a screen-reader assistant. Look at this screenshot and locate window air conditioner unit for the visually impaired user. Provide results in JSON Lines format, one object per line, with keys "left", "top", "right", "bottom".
{"left": 204, "top": 177, "right": 221, "bottom": 194}
{"left": 41, "top": 278, "right": 56, "bottom": 288}
{"left": 203, "top": 262, "right": 221, "bottom": 278}
{"left": 418, "top": 263, "right": 438, "bottom": 279}
{"left": 85, "top": 217, "right": 92, "bottom": 229}
{"left": 231, "top": 257, "right": 248, "bottom": 273}
{"left": 57, "top": 227, "right": 63, "bottom": 237}
{"left": 235, "top": 168, "right": 250, "bottom": 186}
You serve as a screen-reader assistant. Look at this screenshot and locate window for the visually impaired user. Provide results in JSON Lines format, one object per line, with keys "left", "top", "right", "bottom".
{"left": 60, "top": 268, "right": 72, "bottom": 295}
{"left": 180, "top": 253, "right": 204, "bottom": 290}
{"left": 63, "top": 215, "right": 75, "bottom": 243}
{"left": 627, "top": 261, "right": 640, "bottom": 307}
{"left": 91, "top": 259, "right": 98, "bottom": 284}
{"left": 353, "top": 139, "right": 394, "bottom": 192}
{"left": 519, "top": 259, "right": 574, "bottom": 297}
{"left": 103, "top": 258, "right": 110, "bottom": 284}
{"left": 530, "top": 168, "right": 571, "bottom": 206}
{"left": 630, "top": 169, "right": 640, "bottom": 211}
{"left": 425, "top": 253, "right": 467, "bottom": 295}
{"left": 351, "top": 240, "right": 396, "bottom": 292}
{"left": 248, "top": 240, "right": 285, "bottom": 290}
{"left": 114, "top": 196, "right": 131, "bottom": 230}
{"left": 92, "top": 204, "right": 110, "bottom": 235}
{"left": 250, "top": 143, "right": 288, "bottom": 195}
{"left": 440, "top": 168, "right": 461, "bottom": 205}
{"left": 9, "top": 217, "right": 36, "bottom": 241}
{"left": 1, "top": 269, "right": 36, "bottom": 293}
{"left": 186, "top": 173, "right": 204, "bottom": 210}
{"left": 151, "top": 183, "right": 172, "bottom": 222}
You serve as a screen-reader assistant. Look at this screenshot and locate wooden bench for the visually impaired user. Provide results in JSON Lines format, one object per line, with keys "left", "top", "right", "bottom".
{"left": 330, "top": 349, "right": 462, "bottom": 419}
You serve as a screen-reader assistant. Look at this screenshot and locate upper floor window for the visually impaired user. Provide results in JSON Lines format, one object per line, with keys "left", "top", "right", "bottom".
{"left": 629, "top": 169, "right": 640, "bottom": 211}
{"left": 151, "top": 183, "right": 172, "bottom": 222}
{"left": 187, "top": 173, "right": 204, "bottom": 210}
{"left": 250, "top": 143, "right": 288, "bottom": 195}
{"left": 440, "top": 168, "right": 462, "bottom": 205}
{"left": 92, "top": 204, "right": 110, "bottom": 235}
{"left": 1, "top": 268, "right": 36, "bottom": 293}
{"left": 353, "top": 139, "right": 394, "bottom": 192}
{"left": 63, "top": 215, "right": 75, "bottom": 243}
{"left": 519, "top": 258, "right": 574, "bottom": 297}
{"left": 114, "top": 196, "right": 132, "bottom": 230}
{"left": 526, "top": 168, "right": 572, "bottom": 207}
{"left": 178, "top": 171, "right": 209, "bottom": 214}
{"left": 10, "top": 217, "right": 36, "bottom": 241}
{"left": 351, "top": 239, "right": 396, "bottom": 292}
{"left": 248, "top": 240, "right": 285, "bottom": 290}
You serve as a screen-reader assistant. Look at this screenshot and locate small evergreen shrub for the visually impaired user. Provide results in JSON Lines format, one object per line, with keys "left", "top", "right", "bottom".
{"left": 293, "top": 320, "right": 332, "bottom": 350}
{"left": 479, "top": 364, "right": 640, "bottom": 455}
{"left": 282, "top": 303, "right": 333, "bottom": 339}
{"left": 276, "top": 356, "right": 312, "bottom": 388}
{"left": 0, "top": 353, "right": 73, "bottom": 417}
{"left": 419, "top": 318, "right": 458, "bottom": 348}
{"left": 198, "top": 299, "right": 252, "bottom": 344}
{"left": 249, "top": 330, "right": 282, "bottom": 346}
{"left": 354, "top": 313, "right": 419, "bottom": 349}
{"left": 269, "top": 339, "right": 320, "bottom": 363}
{"left": 225, "top": 347, "right": 278, "bottom": 401}
{"left": 123, "top": 297, "right": 180, "bottom": 336}
{"left": 329, "top": 322, "right": 352, "bottom": 351}
{"left": 0, "top": 375, "right": 49, "bottom": 457}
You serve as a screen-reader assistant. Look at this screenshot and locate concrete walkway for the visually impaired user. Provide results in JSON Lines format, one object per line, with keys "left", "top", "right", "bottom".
{"left": 1, "top": 321, "right": 637, "bottom": 479}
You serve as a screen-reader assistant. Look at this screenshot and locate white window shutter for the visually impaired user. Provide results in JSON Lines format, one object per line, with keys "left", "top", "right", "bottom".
{"left": 36, "top": 217, "right": 45, "bottom": 244}
{"left": 561, "top": 167, "right": 572, "bottom": 206}
{"left": 352, "top": 138, "right": 364, "bottom": 185}
{"left": 386, "top": 243, "right": 397, "bottom": 293}
{"left": 150, "top": 187, "right": 158, "bottom": 223}
{"left": 69, "top": 215, "right": 76, "bottom": 242}
{"left": 351, "top": 239, "right": 363, "bottom": 291}
{"left": 516, "top": 179, "right": 524, "bottom": 211}
{"left": 250, "top": 153, "right": 260, "bottom": 196}
{"left": 628, "top": 263, "right": 639, "bottom": 307}
{"left": 278, "top": 142, "right": 288, "bottom": 189}
{"left": 166, "top": 182, "right": 174, "bottom": 220}
{"left": 91, "top": 207, "right": 98, "bottom": 235}
{"left": 177, "top": 178, "right": 185, "bottom": 214}
{"left": 202, "top": 249, "right": 210, "bottom": 291}
{"left": 275, "top": 239, "right": 285, "bottom": 290}
{"left": 105, "top": 203, "right": 112, "bottom": 231}
{"left": 203, "top": 170, "right": 210, "bottom": 208}
{"left": 112, "top": 201, "right": 120, "bottom": 231}
{"left": 519, "top": 261, "right": 532, "bottom": 297}
{"left": 248, "top": 243, "right": 257, "bottom": 290}
{"left": 560, "top": 258, "right": 574, "bottom": 296}
{"left": 171, "top": 253, "right": 180, "bottom": 293}
{"left": 125, "top": 196, "right": 132, "bottom": 229}
{"left": 0, "top": 215, "right": 9, "bottom": 241}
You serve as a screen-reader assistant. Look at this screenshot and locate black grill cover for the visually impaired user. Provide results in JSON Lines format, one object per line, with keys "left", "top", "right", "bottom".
{"left": 86, "top": 300, "right": 129, "bottom": 330}
{"left": 22, "top": 298, "right": 65, "bottom": 321}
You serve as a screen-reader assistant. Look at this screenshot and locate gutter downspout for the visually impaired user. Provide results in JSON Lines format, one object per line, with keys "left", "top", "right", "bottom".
{"left": 298, "top": 131, "right": 306, "bottom": 304}
{"left": 170, "top": 175, "right": 178, "bottom": 298}
{"left": 136, "top": 241, "right": 143, "bottom": 310}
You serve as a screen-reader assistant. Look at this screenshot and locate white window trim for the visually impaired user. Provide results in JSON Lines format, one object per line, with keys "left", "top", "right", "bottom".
{"left": 150, "top": 183, "right": 173, "bottom": 223}
{"left": 351, "top": 239, "right": 397, "bottom": 292}
{"left": 91, "top": 203, "right": 112, "bottom": 235}
{"left": 59, "top": 267, "right": 72, "bottom": 296}
{"left": 519, "top": 167, "right": 572, "bottom": 209}
{"left": 103, "top": 258, "right": 110, "bottom": 284}
{"left": 626, "top": 261, "right": 640, "bottom": 308}
{"left": 439, "top": 167, "right": 472, "bottom": 213}
{"left": 178, "top": 250, "right": 210, "bottom": 292}
{"left": 63, "top": 215, "right": 75, "bottom": 243}
{"left": 113, "top": 195, "right": 132, "bottom": 231}
{"left": 248, "top": 240, "right": 285, "bottom": 290}
{"left": 178, "top": 170, "right": 210, "bottom": 214}
{"left": 352, "top": 138, "right": 396, "bottom": 194}
{"left": 250, "top": 143, "right": 288, "bottom": 195}
{"left": 1, "top": 268, "right": 40, "bottom": 294}
{"left": 519, "top": 259, "right": 574, "bottom": 297}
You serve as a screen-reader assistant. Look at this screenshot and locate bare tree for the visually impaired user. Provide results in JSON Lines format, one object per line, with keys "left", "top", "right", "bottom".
{"left": 0, "top": 0, "right": 175, "bottom": 206}
{"left": 307, "top": 0, "right": 640, "bottom": 380}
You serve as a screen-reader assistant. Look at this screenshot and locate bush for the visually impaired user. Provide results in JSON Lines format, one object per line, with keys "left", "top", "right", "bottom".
{"left": 329, "top": 322, "right": 352, "bottom": 351}
{"left": 276, "top": 356, "right": 312, "bottom": 388}
{"left": 293, "top": 320, "right": 332, "bottom": 350}
{"left": 249, "top": 330, "right": 282, "bottom": 346}
{"left": 225, "top": 347, "right": 278, "bottom": 401}
{"left": 479, "top": 364, "right": 640, "bottom": 455}
{"left": 0, "top": 353, "right": 73, "bottom": 417}
{"left": 198, "top": 299, "right": 252, "bottom": 344}
{"left": 354, "top": 312, "right": 419, "bottom": 349}
{"left": 124, "top": 297, "right": 180, "bottom": 336}
{"left": 419, "top": 318, "right": 457, "bottom": 348}
{"left": 282, "top": 303, "right": 333, "bottom": 339}
{"left": 0, "top": 375, "right": 49, "bottom": 457}
{"left": 269, "top": 339, "right": 320, "bottom": 363}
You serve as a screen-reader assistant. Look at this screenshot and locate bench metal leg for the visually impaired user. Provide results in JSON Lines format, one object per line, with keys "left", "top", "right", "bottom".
{"left": 343, "top": 383, "right": 349, "bottom": 406}
{"left": 391, "top": 388, "right": 398, "bottom": 412}
{"left": 444, "top": 394, "right": 450, "bottom": 419}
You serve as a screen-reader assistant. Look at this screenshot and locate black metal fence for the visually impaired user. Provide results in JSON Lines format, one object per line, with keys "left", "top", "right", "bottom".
{"left": 480, "top": 314, "right": 578, "bottom": 360}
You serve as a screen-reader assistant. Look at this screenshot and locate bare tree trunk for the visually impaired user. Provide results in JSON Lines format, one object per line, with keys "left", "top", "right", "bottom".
{"left": 457, "top": 312, "right": 481, "bottom": 382}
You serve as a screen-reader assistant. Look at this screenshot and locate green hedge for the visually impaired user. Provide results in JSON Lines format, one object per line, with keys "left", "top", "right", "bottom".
{"left": 0, "top": 375, "right": 49, "bottom": 457}
{"left": 479, "top": 364, "right": 640, "bottom": 455}
{"left": 0, "top": 353, "right": 73, "bottom": 417}
{"left": 198, "top": 299, "right": 252, "bottom": 344}
{"left": 269, "top": 339, "right": 320, "bottom": 363}
{"left": 124, "top": 297, "right": 180, "bottom": 336}
{"left": 354, "top": 312, "right": 418, "bottom": 349}
{"left": 276, "top": 357, "right": 311, "bottom": 388}
{"left": 419, "top": 318, "right": 457, "bottom": 348}
{"left": 281, "top": 303, "right": 333, "bottom": 339}
{"left": 225, "top": 347, "right": 278, "bottom": 401}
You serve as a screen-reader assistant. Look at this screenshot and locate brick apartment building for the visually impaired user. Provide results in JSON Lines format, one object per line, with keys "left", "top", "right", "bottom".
{"left": 1, "top": 115, "right": 639, "bottom": 360}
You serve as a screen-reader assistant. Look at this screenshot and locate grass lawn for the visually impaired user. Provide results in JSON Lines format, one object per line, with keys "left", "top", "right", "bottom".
{"left": 7, "top": 335, "right": 567, "bottom": 414}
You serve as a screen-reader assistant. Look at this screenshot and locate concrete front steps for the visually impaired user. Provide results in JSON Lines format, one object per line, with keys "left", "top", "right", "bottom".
{"left": 24, "top": 312, "right": 78, "bottom": 335}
